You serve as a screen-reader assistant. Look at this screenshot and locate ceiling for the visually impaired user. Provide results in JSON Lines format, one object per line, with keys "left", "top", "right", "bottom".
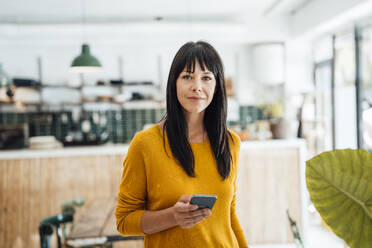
{"left": 0, "top": 0, "right": 311, "bottom": 24}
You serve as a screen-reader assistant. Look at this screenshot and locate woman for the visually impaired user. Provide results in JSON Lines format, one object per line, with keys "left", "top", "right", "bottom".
{"left": 115, "top": 41, "right": 248, "bottom": 247}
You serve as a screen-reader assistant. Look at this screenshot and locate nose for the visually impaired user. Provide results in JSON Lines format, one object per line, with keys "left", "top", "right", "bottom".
{"left": 190, "top": 78, "right": 202, "bottom": 92}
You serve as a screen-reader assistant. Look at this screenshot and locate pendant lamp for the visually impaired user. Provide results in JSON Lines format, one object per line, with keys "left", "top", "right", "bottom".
{"left": 70, "top": 0, "right": 102, "bottom": 73}
{"left": 71, "top": 43, "right": 102, "bottom": 73}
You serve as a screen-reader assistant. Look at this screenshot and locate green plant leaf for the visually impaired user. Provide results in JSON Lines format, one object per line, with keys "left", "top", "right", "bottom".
{"left": 306, "top": 149, "right": 372, "bottom": 248}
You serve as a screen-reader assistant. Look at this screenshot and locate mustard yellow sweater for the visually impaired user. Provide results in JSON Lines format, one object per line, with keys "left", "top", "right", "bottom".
{"left": 115, "top": 124, "right": 248, "bottom": 248}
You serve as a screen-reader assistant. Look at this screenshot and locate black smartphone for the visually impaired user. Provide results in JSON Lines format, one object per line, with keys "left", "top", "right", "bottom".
{"left": 190, "top": 194, "right": 217, "bottom": 210}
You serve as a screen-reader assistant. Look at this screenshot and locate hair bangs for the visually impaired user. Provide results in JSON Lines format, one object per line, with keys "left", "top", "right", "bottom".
{"left": 182, "top": 46, "right": 218, "bottom": 76}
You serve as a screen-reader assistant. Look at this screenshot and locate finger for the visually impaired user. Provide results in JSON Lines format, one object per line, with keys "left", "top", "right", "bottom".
{"left": 183, "top": 209, "right": 208, "bottom": 219}
{"left": 205, "top": 209, "right": 212, "bottom": 216}
{"left": 180, "top": 224, "right": 193, "bottom": 229}
{"left": 175, "top": 203, "right": 198, "bottom": 213}
{"left": 186, "top": 209, "right": 211, "bottom": 220}
{"left": 193, "top": 215, "right": 206, "bottom": 224}
{"left": 183, "top": 215, "right": 205, "bottom": 227}
{"left": 178, "top": 195, "right": 192, "bottom": 203}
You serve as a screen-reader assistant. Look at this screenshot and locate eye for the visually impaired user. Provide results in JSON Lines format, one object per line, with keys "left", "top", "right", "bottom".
{"left": 182, "top": 75, "right": 192, "bottom": 80}
{"left": 202, "top": 76, "right": 213, "bottom": 81}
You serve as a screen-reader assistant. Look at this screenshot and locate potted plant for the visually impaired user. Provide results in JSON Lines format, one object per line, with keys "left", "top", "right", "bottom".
{"left": 264, "top": 99, "right": 289, "bottom": 139}
{"left": 306, "top": 149, "right": 372, "bottom": 248}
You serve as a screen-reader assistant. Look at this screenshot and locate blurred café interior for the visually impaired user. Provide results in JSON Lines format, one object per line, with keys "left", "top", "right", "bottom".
{"left": 0, "top": 0, "right": 371, "bottom": 248}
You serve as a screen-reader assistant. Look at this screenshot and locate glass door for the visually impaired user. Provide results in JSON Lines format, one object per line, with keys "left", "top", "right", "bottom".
{"left": 360, "top": 26, "right": 372, "bottom": 151}
{"left": 314, "top": 61, "right": 333, "bottom": 153}
{"left": 334, "top": 32, "right": 358, "bottom": 149}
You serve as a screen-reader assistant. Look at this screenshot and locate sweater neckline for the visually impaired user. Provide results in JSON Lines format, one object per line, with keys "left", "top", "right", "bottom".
{"left": 154, "top": 124, "right": 209, "bottom": 145}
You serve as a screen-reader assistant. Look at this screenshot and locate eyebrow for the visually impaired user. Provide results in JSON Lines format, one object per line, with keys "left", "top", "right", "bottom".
{"left": 182, "top": 71, "right": 213, "bottom": 74}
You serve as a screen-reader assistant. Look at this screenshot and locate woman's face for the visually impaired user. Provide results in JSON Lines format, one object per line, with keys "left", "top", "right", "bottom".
{"left": 176, "top": 61, "right": 216, "bottom": 114}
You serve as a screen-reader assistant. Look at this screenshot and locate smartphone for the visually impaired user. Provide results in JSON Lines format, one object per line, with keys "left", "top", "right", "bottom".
{"left": 190, "top": 194, "right": 217, "bottom": 210}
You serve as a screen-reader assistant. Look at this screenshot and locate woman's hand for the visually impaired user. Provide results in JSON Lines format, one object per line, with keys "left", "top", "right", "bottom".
{"left": 171, "top": 195, "right": 212, "bottom": 229}
{"left": 140, "top": 195, "right": 212, "bottom": 234}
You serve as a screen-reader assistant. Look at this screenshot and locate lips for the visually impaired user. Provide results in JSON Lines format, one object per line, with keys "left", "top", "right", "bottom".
{"left": 187, "top": 96, "right": 205, "bottom": 100}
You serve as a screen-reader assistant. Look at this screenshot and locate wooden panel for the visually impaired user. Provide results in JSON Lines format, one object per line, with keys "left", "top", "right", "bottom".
{"left": 0, "top": 160, "right": 4, "bottom": 246}
{"left": 236, "top": 146, "right": 302, "bottom": 244}
{"left": 69, "top": 197, "right": 116, "bottom": 239}
{"left": 0, "top": 154, "right": 125, "bottom": 248}
{"left": 102, "top": 199, "right": 121, "bottom": 237}
{"left": 113, "top": 240, "right": 144, "bottom": 248}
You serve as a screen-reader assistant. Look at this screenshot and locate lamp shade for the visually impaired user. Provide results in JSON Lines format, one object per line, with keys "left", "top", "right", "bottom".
{"left": 71, "top": 44, "right": 102, "bottom": 73}
{"left": 252, "top": 43, "right": 284, "bottom": 85}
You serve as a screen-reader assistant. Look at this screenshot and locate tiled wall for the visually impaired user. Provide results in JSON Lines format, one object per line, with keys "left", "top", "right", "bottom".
{"left": 0, "top": 105, "right": 268, "bottom": 144}
{"left": 0, "top": 111, "right": 73, "bottom": 141}
{"left": 100, "top": 109, "right": 166, "bottom": 143}
{"left": 0, "top": 109, "right": 166, "bottom": 143}
{"left": 239, "top": 105, "right": 266, "bottom": 127}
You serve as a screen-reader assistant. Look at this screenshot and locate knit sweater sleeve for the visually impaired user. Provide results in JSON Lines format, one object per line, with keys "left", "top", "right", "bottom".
{"left": 229, "top": 132, "right": 249, "bottom": 248}
{"left": 115, "top": 134, "right": 147, "bottom": 236}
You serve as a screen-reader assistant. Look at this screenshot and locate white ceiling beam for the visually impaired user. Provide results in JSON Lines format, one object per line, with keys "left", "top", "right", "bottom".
{"left": 291, "top": 0, "right": 369, "bottom": 38}
{"left": 263, "top": 0, "right": 312, "bottom": 16}
{"left": 0, "top": 19, "right": 290, "bottom": 45}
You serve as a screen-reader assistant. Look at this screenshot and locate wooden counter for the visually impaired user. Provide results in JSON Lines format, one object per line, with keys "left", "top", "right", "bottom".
{"left": 0, "top": 145, "right": 127, "bottom": 248}
{"left": 237, "top": 140, "right": 307, "bottom": 245}
{"left": 0, "top": 139, "right": 307, "bottom": 248}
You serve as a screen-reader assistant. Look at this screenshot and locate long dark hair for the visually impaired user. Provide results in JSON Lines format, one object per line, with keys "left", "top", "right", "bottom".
{"left": 163, "top": 41, "right": 233, "bottom": 180}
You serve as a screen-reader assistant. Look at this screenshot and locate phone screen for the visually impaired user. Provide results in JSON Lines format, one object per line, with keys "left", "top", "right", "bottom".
{"left": 190, "top": 194, "right": 217, "bottom": 209}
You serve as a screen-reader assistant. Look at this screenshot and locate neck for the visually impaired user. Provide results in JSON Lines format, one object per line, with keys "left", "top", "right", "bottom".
{"left": 184, "top": 111, "right": 205, "bottom": 138}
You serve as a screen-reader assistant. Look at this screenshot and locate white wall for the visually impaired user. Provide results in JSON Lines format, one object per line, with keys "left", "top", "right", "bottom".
{"left": 0, "top": 34, "right": 255, "bottom": 103}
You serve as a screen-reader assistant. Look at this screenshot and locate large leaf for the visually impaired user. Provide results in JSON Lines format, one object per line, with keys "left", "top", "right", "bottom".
{"left": 306, "top": 149, "right": 372, "bottom": 248}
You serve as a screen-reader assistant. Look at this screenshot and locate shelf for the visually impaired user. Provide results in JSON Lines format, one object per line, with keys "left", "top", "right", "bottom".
{"left": 41, "top": 85, "right": 81, "bottom": 89}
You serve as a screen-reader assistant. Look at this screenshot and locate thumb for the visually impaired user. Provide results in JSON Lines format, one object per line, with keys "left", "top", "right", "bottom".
{"left": 178, "top": 195, "right": 192, "bottom": 204}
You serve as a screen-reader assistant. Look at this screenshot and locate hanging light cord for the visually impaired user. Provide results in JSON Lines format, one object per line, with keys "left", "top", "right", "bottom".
{"left": 80, "top": 0, "right": 87, "bottom": 44}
